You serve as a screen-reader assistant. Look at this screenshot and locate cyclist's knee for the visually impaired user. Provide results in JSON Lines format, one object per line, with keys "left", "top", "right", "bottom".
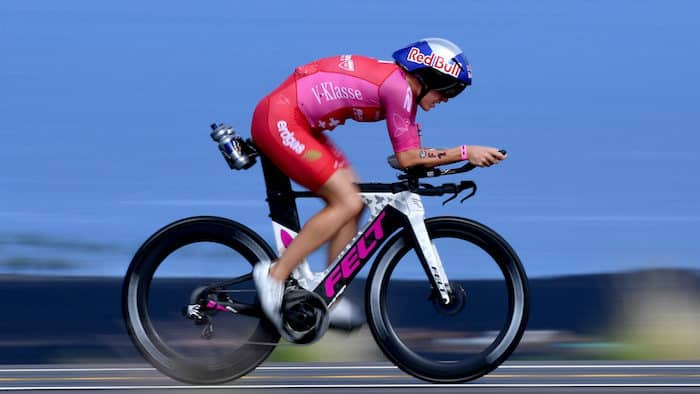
{"left": 328, "top": 193, "right": 362, "bottom": 218}
{"left": 320, "top": 171, "right": 358, "bottom": 199}
{"left": 345, "top": 194, "right": 364, "bottom": 217}
{"left": 340, "top": 182, "right": 363, "bottom": 216}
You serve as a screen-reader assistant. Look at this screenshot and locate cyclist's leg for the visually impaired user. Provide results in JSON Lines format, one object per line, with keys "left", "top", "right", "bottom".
{"left": 327, "top": 190, "right": 361, "bottom": 265}
{"left": 290, "top": 134, "right": 365, "bottom": 331}
{"left": 324, "top": 167, "right": 366, "bottom": 330}
{"left": 269, "top": 170, "right": 363, "bottom": 281}
{"left": 319, "top": 138, "right": 362, "bottom": 267}
{"left": 254, "top": 168, "right": 362, "bottom": 336}
{"left": 250, "top": 83, "right": 362, "bottom": 332}
{"left": 257, "top": 125, "right": 364, "bottom": 281}
{"left": 305, "top": 136, "right": 366, "bottom": 330}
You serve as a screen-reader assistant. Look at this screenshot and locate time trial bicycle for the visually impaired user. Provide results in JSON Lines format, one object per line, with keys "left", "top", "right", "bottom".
{"left": 122, "top": 124, "right": 529, "bottom": 384}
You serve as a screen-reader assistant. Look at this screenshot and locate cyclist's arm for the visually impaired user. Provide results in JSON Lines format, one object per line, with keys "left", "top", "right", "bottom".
{"left": 395, "top": 145, "right": 506, "bottom": 168}
{"left": 379, "top": 71, "right": 506, "bottom": 168}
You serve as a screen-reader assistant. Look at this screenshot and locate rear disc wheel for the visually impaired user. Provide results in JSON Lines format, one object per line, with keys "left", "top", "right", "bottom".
{"left": 122, "top": 216, "right": 279, "bottom": 384}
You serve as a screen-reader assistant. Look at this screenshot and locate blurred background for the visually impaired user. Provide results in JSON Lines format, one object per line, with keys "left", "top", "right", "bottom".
{"left": 1, "top": 0, "right": 699, "bottom": 363}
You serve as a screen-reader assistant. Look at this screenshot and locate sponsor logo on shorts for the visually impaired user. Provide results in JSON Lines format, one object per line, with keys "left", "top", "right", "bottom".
{"left": 406, "top": 47, "right": 461, "bottom": 77}
{"left": 276, "top": 120, "right": 305, "bottom": 155}
{"left": 303, "top": 149, "right": 322, "bottom": 161}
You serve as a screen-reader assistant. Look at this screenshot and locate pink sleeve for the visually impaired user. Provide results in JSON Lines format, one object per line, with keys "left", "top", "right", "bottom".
{"left": 379, "top": 70, "right": 420, "bottom": 153}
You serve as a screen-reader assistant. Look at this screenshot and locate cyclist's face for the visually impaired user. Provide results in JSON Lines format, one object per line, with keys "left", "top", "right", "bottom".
{"left": 419, "top": 90, "right": 448, "bottom": 111}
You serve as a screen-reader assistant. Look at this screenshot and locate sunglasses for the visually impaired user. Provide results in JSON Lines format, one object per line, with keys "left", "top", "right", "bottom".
{"left": 435, "top": 81, "right": 468, "bottom": 99}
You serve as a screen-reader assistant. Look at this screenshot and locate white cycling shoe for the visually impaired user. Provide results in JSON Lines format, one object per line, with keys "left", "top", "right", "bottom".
{"left": 255, "top": 261, "right": 364, "bottom": 338}
{"left": 329, "top": 297, "right": 365, "bottom": 332}
{"left": 253, "top": 261, "right": 292, "bottom": 340}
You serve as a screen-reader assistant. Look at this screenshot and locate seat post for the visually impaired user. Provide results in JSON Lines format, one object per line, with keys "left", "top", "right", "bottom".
{"left": 260, "top": 155, "right": 302, "bottom": 232}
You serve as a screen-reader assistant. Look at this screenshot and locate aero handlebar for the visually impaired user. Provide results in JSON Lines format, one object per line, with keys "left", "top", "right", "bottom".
{"left": 395, "top": 149, "right": 507, "bottom": 181}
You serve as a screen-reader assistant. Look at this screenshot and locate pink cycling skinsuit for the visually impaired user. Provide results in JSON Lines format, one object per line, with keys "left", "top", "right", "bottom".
{"left": 250, "top": 55, "right": 420, "bottom": 191}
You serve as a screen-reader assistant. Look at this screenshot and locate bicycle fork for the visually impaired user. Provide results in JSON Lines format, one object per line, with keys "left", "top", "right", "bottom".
{"left": 399, "top": 192, "right": 454, "bottom": 305}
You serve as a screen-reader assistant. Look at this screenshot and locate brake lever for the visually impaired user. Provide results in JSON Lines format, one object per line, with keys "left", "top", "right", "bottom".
{"left": 441, "top": 181, "right": 477, "bottom": 205}
{"left": 440, "top": 183, "right": 459, "bottom": 205}
{"left": 460, "top": 181, "right": 477, "bottom": 203}
{"left": 442, "top": 192, "right": 459, "bottom": 206}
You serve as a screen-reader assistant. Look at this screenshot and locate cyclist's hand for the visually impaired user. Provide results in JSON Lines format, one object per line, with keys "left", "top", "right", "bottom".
{"left": 467, "top": 146, "right": 507, "bottom": 167}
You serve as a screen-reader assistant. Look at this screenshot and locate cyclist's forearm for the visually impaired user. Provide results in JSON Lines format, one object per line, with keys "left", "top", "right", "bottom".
{"left": 395, "top": 146, "right": 466, "bottom": 168}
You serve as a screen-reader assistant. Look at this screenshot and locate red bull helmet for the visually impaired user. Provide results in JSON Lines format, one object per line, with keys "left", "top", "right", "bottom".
{"left": 392, "top": 37, "right": 472, "bottom": 101}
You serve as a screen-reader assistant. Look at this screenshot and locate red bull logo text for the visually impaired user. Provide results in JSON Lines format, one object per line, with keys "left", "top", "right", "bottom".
{"left": 407, "top": 47, "right": 461, "bottom": 77}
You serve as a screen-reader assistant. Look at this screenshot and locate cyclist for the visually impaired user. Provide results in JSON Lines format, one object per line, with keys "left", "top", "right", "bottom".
{"left": 251, "top": 37, "right": 506, "bottom": 338}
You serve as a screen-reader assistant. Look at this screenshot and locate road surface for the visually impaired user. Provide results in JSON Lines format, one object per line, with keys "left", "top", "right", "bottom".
{"left": 1, "top": 361, "right": 699, "bottom": 393}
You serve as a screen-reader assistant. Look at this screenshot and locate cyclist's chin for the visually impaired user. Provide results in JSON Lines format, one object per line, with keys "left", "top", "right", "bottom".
{"left": 419, "top": 102, "right": 436, "bottom": 112}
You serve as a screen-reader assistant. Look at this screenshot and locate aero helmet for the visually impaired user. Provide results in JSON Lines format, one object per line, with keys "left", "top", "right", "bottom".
{"left": 392, "top": 37, "right": 472, "bottom": 102}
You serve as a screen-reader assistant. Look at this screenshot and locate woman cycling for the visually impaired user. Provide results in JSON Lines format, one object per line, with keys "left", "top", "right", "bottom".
{"left": 251, "top": 37, "right": 506, "bottom": 339}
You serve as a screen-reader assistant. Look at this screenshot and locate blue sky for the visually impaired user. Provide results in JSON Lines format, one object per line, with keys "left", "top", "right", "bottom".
{"left": 1, "top": 0, "right": 699, "bottom": 277}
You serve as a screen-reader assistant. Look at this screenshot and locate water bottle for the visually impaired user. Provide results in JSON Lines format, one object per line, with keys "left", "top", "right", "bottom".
{"left": 209, "top": 124, "right": 251, "bottom": 170}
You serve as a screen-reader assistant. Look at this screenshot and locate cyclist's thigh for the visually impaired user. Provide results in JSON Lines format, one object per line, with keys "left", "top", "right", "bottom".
{"left": 251, "top": 92, "right": 343, "bottom": 192}
{"left": 316, "top": 169, "right": 361, "bottom": 206}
